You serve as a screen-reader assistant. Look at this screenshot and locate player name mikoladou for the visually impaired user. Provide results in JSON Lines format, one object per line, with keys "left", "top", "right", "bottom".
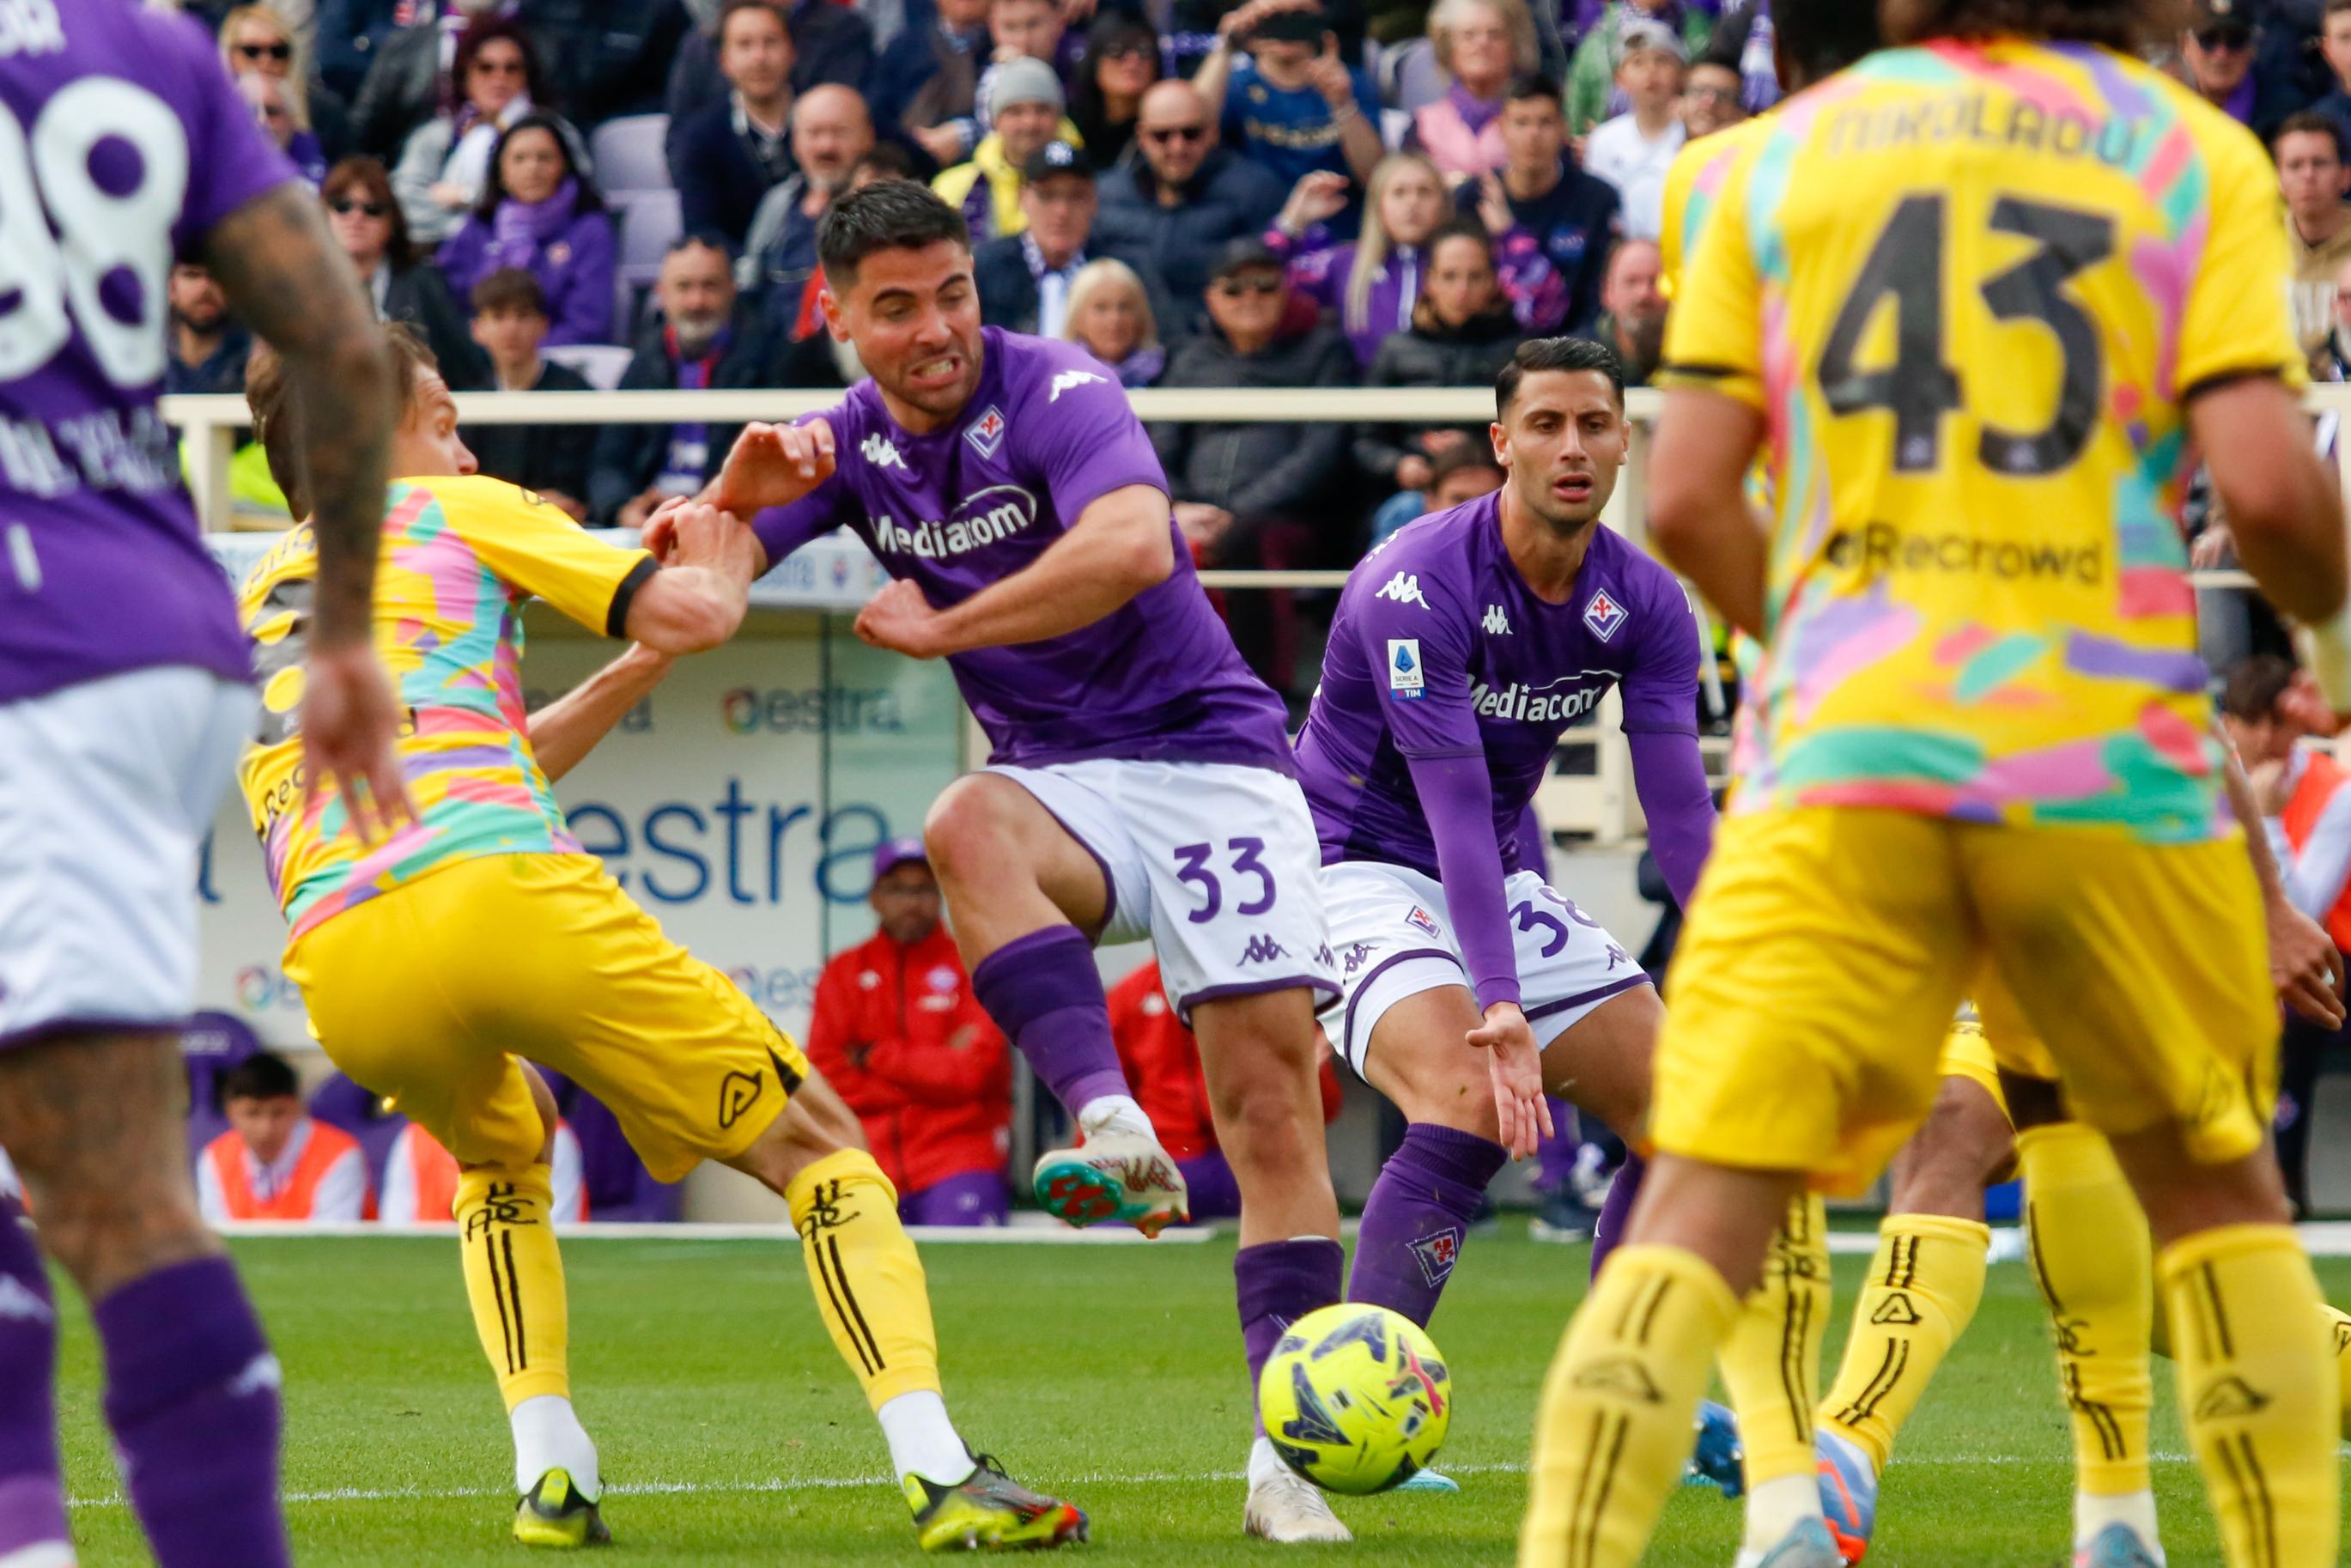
{"left": 1825, "top": 91, "right": 2145, "bottom": 168}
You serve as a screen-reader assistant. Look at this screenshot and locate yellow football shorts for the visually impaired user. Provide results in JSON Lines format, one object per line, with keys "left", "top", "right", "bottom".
{"left": 284, "top": 853, "right": 804, "bottom": 1182}
{"left": 1652, "top": 807, "right": 2275, "bottom": 1194}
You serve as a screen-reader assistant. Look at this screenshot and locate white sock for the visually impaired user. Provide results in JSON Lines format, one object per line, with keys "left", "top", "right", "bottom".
{"left": 878, "top": 1389, "right": 975, "bottom": 1486}
{"left": 1076, "top": 1094, "right": 1151, "bottom": 1140}
{"left": 2076, "top": 1490, "right": 2162, "bottom": 1559}
{"left": 511, "top": 1394, "right": 600, "bottom": 1501}
{"left": 1247, "top": 1435, "right": 1285, "bottom": 1486}
{"left": 1740, "top": 1473, "right": 1824, "bottom": 1552}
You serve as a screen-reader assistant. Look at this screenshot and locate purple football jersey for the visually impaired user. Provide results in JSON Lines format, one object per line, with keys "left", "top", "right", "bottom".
{"left": 0, "top": 1, "right": 300, "bottom": 707}
{"left": 753, "top": 329, "right": 1294, "bottom": 770}
{"left": 1295, "top": 495, "right": 1699, "bottom": 877}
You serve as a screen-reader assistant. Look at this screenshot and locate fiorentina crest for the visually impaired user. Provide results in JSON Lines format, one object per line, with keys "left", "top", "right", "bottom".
{"left": 1408, "top": 1227, "right": 1461, "bottom": 1286}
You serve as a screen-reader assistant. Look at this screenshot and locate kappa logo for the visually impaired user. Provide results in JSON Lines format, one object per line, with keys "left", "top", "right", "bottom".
{"left": 1408, "top": 1227, "right": 1462, "bottom": 1286}
{"left": 860, "top": 433, "right": 907, "bottom": 471}
{"left": 0, "top": 1275, "right": 52, "bottom": 1324}
{"left": 1339, "top": 940, "right": 1375, "bottom": 975}
{"left": 1239, "top": 935, "right": 1291, "bottom": 965}
{"left": 1572, "top": 1354, "right": 1664, "bottom": 1402}
{"left": 229, "top": 1352, "right": 284, "bottom": 1399}
{"left": 1583, "top": 589, "right": 1627, "bottom": 641}
{"left": 1482, "top": 604, "right": 1511, "bottom": 635}
{"left": 1376, "top": 571, "right": 1429, "bottom": 610}
{"left": 2194, "top": 1375, "right": 2272, "bottom": 1421}
{"left": 717, "top": 1068, "right": 766, "bottom": 1130}
{"left": 1048, "top": 368, "right": 1105, "bottom": 402}
{"left": 1869, "top": 1291, "right": 1923, "bottom": 1327}
{"left": 965, "top": 404, "right": 1007, "bottom": 458}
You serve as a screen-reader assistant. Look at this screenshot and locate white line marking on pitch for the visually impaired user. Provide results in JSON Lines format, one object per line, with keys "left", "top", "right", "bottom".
{"left": 68, "top": 1453, "right": 2242, "bottom": 1511}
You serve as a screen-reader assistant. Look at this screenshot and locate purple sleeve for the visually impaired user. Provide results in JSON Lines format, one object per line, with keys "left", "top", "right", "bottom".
{"left": 1353, "top": 571, "right": 1520, "bottom": 1008}
{"left": 161, "top": 10, "right": 302, "bottom": 254}
{"left": 753, "top": 471, "right": 854, "bottom": 569}
{"left": 1022, "top": 349, "right": 1168, "bottom": 522}
{"left": 1405, "top": 753, "right": 1522, "bottom": 1010}
{"left": 1620, "top": 571, "right": 1702, "bottom": 736}
{"left": 1627, "top": 729, "right": 1715, "bottom": 909}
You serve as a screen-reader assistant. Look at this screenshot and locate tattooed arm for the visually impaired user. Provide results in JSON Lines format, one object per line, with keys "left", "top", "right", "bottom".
{"left": 204, "top": 184, "right": 414, "bottom": 837}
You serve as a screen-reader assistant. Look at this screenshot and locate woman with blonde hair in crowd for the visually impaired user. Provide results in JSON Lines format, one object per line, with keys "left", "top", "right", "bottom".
{"left": 1061, "top": 259, "right": 1166, "bottom": 388}
{"left": 1406, "top": 0, "right": 1541, "bottom": 180}
{"left": 219, "top": 4, "right": 349, "bottom": 180}
{"left": 1270, "top": 151, "right": 1561, "bottom": 368}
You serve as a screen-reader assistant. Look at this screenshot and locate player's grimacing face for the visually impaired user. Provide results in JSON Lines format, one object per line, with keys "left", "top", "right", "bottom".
{"left": 1493, "top": 368, "right": 1625, "bottom": 528}
{"left": 827, "top": 240, "right": 985, "bottom": 420}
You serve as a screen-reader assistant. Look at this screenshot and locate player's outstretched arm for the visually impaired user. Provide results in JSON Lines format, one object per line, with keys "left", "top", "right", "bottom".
{"left": 697, "top": 420, "right": 839, "bottom": 522}
{"left": 206, "top": 184, "right": 412, "bottom": 839}
{"left": 854, "top": 483, "right": 1175, "bottom": 658}
{"left": 624, "top": 502, "right": 762, "bottom": 653}
{"left": 1647, "top": 387, "right": 1770, "bottom": 636}
{"left": 2194, "top": 379, "right": 2347, "bottom": 624}
{"left": 530, "top": 643, "right": 676, "bottom": 784}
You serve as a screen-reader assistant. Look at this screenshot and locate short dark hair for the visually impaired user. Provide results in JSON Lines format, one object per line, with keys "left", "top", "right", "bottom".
{"left": 248, "top": 321, "right": 436, "bottom": 520}
{"left": 817, "top": 179, "right": 970, "bottom": 286}
{"left": 719, "top": 0, "right": 792, "bottom": 41}
{"left": 1429, "top": 441, "right": 1504, "bottom": 484}
{"left": 222, "top": 1051, "right": 300, "bottom": 1105}
{"left": 2277, "top": 111, "right": 2348, "bottom": 164}
{"left": 2330, "top": 0, "right": 2351, "bottom": 20}
{"left": 2221, "top": 653, "right": 2299, "bottom": 722}
{"left": 1425, "top": 216, "right": 1495, "bottom": 261}
{"left": 852, "top": 144, "right": 918, "bottom": 184}
{"left": 1495, "top": 336, "right": 1626, "bottom": 417}
{"left": 668, "top": 229, "right": 739, "bottom": 264}
{"left": 1503, "top": 72, "right": 1562, "bottom": 108}
{"left": 1775, "top": 0, "right": 1882, "bottom": 84}
{"left": 1881, "top": 0, "right": 2138, "bottom": 52}
{"left": 471, "top": 265, "right": 547, "bottom": 317}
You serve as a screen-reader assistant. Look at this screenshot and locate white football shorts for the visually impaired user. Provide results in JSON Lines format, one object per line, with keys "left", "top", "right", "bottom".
{"left": 986, "top": 758, "right": 1340, "bottom": 1023}
{"left": 0, "top": 666, "right": 254, "bottom": 1049}
{"left": 1315, "top": 860, "right": 1650, "bottom": 1078}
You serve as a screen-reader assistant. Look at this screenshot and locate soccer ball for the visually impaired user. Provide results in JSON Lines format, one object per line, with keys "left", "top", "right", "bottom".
{"left": 1256, "top": 1303, "right": 1451, "bottom": 1494}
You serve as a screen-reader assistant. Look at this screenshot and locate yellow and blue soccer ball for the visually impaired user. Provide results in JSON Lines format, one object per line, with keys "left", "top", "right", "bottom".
{"left": 1256, "top": 1303, "right": 1451, "bottom": 1494}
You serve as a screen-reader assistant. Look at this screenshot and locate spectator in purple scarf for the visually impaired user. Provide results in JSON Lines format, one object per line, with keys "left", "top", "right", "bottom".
{"left": 436, "top": 113, "right": 617, "bottom": 346}
{"left": 1405, "top": 0, "right": 1542, "bottom": 181}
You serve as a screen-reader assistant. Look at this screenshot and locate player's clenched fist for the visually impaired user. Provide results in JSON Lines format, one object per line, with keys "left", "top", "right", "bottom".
{"left": 709, "top": 418, "right": 838, "bottom": 514}
{"left": 854, "top": 578, "right": 950, "bottom": 659}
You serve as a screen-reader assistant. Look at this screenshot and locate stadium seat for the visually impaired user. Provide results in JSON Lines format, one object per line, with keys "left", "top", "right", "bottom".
{"left": 590, "top": 113, "right": 674, "bottom": 196}
{"left": 544, "top": 343, "right": 635, "bottom": 392}
{"left": 1382, "top": 36, "right": 1445, "bottom": 114}
{"left": 611, "top": 188, "right": 684, "bottom": 339}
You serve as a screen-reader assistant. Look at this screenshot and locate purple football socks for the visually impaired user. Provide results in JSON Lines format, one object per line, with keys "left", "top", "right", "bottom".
{"left": 96, "top": 1256, "right": 291, "bottom": 1568}
{"left": 1236, "top": 1237, "right": 1344, "bottom": 1431}
{"left": 970, "top": 926, "right": 1131, "bottom": 1116}
{"left": 1346, "top": 1123, "right": 1508, "bottom": 1328}
{"left": 0, "top": 1200, "right": 67, "bottom": 1565}
{"left": 1590, "top": 1150, "right": 1647, "bottom": 1278}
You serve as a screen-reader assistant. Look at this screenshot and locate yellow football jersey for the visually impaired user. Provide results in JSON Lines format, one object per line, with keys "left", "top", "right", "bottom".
{"left": 1660, "top": 116, "right": 1771, "bottom": 296}
{"left": 1662, "top": 40, "right": 2301, "bottom": 842}
{"left": 236, "top": 475, "right": 653, "bottom": 937}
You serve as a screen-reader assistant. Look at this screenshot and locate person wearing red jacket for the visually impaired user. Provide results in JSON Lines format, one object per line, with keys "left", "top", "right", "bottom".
{"left": 805, "top": 839, "right": 1014, "bottom": 1225}
{"left": 1106, "top": 958, "right": 1343, "bottom": 1221}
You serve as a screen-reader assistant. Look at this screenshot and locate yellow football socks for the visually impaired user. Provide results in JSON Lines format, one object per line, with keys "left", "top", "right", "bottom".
{"left": 786, "top": 1148, "right": 944, "bottom": 1411}
{"left": 1716, "top": 1194, "right": 1832, "bottom": 1491}
{"left": 2160, "top": 1225, "right": 2339, "bottom": 1568}
{"left": 1521, "top": 1244, "right": 1740, "bottom": 1568}
{"left": 455, "top": 1162, "right": 571, "bottom": 1408}
{"left": 2017, "top": 1122, "right": 2154, "bottom": 1501}
{"left": 1818, "top": 1212, "right": 1990, "bottom": 1472}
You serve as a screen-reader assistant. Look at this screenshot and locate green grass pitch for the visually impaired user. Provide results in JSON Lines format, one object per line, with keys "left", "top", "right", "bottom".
{"left": 46, "top": 1231, "right": 2347, "bottom": 1565}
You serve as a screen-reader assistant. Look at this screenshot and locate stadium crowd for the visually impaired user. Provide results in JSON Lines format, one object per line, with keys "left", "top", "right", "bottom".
{"left": 152, "top": 0, "right": 2351, "bottom": 1226}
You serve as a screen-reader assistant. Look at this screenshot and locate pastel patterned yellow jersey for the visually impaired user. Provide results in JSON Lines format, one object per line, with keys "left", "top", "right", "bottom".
{"left": 1660, "top": 116, "right": 1770, "bottom": 297}
{"left": 236, "top": 475, "right": 656, "bottom": 938}
{"left": 1661, "top": 40, "right": 2302, "bottom": 842}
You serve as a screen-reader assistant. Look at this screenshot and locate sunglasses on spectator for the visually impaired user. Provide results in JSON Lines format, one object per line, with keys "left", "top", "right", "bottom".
{"left": 234, "top": 40, "right": 293, "bottom": 61}
{"left": 2194, "top": 26, "right": 2251, "bottom": 50}
{"left": 472, "top": 57, "right": 525, "bottom": 76}
{"left": 1144, "top": 125, "right": 1207, "bottom": 144}
{"left": 1099, "top": 41, "right": 1153, "bottom": 60}
{"left": 331, "top": 198, "right": 389, "bottom": 218}
{"left": 1213, "top": 277, "right": 1282, "bottom": 296}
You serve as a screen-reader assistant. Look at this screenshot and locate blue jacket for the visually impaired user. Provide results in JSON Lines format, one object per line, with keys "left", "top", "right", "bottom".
{"left": 1092, "top": 147, "right": 1288, "bottom": 320}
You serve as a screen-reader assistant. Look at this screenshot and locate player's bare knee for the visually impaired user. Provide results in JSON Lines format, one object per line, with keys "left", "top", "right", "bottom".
{"left": 731, "top": 1073, "right": 869, "bottom": 1194}
{"left": 2110, "top": 1130, "right": 2293, "bottom": 1248}
{"left": 1891, "top": 1079, "right": 2014, "bottom": 1215}
{"left": 922, "top": 775, "right": 1024, "bottom": 887}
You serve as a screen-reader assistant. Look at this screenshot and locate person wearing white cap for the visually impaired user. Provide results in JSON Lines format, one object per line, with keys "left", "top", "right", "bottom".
{"left": 933, "top": 55, "right": 1084, "bottom": 240}
{"left": 1579, "top": 17, "right": 1686, "bottom": 240}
